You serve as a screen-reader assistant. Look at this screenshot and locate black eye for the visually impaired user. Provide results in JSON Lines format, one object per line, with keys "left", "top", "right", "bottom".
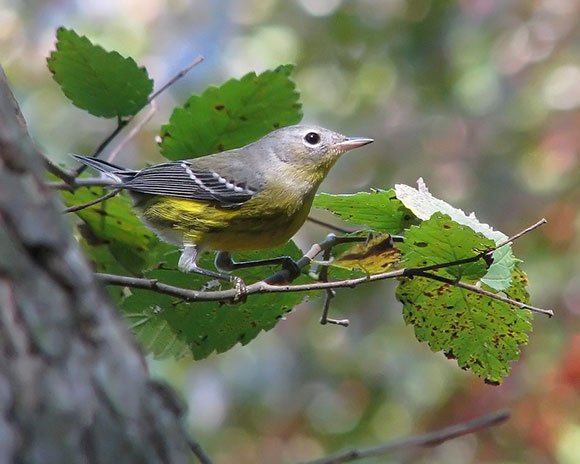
{"left": 304, "top": 132, "right": 321, "bottom": 145}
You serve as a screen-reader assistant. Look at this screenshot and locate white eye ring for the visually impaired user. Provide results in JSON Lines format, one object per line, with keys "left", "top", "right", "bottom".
{"left": 304, "top": 132, "right": 321, "bottom": 145}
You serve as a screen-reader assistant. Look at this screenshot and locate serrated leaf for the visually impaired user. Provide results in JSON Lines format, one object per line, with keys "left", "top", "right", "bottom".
{"left": 121, "top": 242, "right": 311, "bottom": 359}
{"left": 395, "top": 179, "right": 518, "bottom": 289}
{"left": 159, "top": 65, "right": 302, "bottom": 160}
{"left": 332, "top": 234, "right": 401, "bottom": 274}
{"left": 400, "top": 213, "right": 494, "bottom": 282}
{"left": 47, "top": 27, "right": 153, "bottom": 117}
{"left": 395, "top": 179, "right": 508, "bottom": 243}
{"left": 313, "top": 189, "right": 419, "bottom": 234}
{"left": 396, "top": 266, "right": 533, "bottom": 383}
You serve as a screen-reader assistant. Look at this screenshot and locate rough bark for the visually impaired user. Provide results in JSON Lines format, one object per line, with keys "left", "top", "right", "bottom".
{"left": 0, "top": 68, "right": 191, "bottom": 463}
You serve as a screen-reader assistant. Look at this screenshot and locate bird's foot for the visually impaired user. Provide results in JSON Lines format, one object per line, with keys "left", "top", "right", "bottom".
{"left": 229, "top": 276, "right": 248, "bottom": 304}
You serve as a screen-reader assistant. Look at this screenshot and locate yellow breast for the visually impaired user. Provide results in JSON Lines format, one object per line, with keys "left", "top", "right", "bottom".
{"left": 138, "top": 186, "right": 315, "bottom": 252}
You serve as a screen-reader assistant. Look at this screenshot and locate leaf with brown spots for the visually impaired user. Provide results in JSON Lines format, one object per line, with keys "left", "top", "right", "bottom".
{"left": 400, "top": 213, "right": 494, "bottom": 282}
{"left": 395, "top": 179, "right": 516, "bottom": 290}
{"left": 396, "top": 265, "right": 533, "bottom": 383}
{"left": 159, "top": 65, "right": 302, "bottom": 160}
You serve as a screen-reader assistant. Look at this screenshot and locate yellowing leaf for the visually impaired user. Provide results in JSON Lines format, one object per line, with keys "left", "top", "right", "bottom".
{"left": 332, "top": 234, "right": 401, "bottom": 274}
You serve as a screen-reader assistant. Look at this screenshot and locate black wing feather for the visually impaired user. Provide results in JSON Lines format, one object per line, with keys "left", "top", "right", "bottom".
{"left": 123, "top": 162, "right": 256, "bottom": 206}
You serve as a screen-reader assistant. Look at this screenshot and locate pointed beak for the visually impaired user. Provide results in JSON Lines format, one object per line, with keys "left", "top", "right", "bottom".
{"left": 334, "top": 136, "right": 374, "bottom": 152}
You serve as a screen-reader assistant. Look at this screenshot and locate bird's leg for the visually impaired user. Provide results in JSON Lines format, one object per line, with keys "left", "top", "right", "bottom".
{"left": 215, "top": 251, "right": 301, "bottom": 281}
{"left": 178, "top": 246, "right": 238, "bottom": 281}
{"left": 179, "top": 246, "right": 247, "bottom": 302}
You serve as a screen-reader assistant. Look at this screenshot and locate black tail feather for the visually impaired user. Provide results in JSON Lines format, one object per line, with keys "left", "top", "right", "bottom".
{"left": 72, "top": 155, "right": 138, "bottom": 182}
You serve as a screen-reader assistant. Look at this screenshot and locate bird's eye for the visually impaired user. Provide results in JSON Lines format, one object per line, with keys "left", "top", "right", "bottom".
{"left": 304, "top": 132, "right": 321, "bottom": 145}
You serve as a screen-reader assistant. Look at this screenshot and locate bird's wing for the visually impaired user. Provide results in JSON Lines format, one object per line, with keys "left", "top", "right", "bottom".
{"left": 124, "top": 161, "right": 258, "bottom": 206}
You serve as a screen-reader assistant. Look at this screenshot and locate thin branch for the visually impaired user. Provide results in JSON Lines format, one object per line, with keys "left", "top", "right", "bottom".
{"left": 402, "top": 217, "right": 549, "bottom": 276}
{"left": 307, "top": 216, "right": 354, "bottom": 234}
{"left": 302, "top": 410, "right": 510, "bottom": 464}
{"left": 71, "top": 55, "right": 204, "bottom": 177}
{"left": 147, "top": 55, "right": 204, "bottom": 103}
{"left": 47, "top": 177, "right": 121, "bottom": 190}
{"left": 63, "top": 188, "right": 122, "bottom": 214}
{"left": 106, "top": 102, "right": 157, "bottom": 164}
{"left": 43, "top": 154, "right": 76, "bottom": 184}
{"left": 73, "top": 117, "right": 129, "bottom": 176}
{"left": 494, "top": 218, "right": 547, "bottom": 250}
{"left": 414, "top": 270, "right": 553, "bottom": 317}
{"left": 95, "top": 219, "right": 554, "bottom": 317}
{"left": 187, "top": 436, "right": 213, "bottom": 464}
{"left": 265, "top": 234, "right": 366, "bottom": 284}
{"left": 318, "top": 245, "right": 348, "bottom": 326}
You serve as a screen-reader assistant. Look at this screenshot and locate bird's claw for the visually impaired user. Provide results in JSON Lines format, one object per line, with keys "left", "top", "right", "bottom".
{"left": 230, "top": 276, "right": 248, "bottom": 304}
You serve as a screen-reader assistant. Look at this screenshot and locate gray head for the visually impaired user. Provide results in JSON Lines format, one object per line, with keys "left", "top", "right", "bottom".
{"left": 255, "top": 125, "right": 373, "bottom": 173}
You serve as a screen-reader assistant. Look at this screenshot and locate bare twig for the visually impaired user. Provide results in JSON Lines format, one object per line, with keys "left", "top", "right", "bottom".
{"left": 402, "top": 217, "right": 549, "bottom": 276}
{"left": 106, "top": 102, "right": 157, "bottom": 164}
{"left": 71, "top": 54, "right": 204, "bottom": 177}
{"left": 307, "top": 216, "right": 354, "bottom": 234}
{"left": 43, "top": 154, "right": 77, "bottom": 184}
{"left": 63, "top": 188, "right": 122, "bottom": 214}
{"left": 318, "top": 245, "right": 348, "bottom": 326}
{"left": 47, "top": 177, "right": 120, "bottom": 190}
{"left": 413, "top": 270, "right": 553, "bottom": 317}
{"left": 187, "top": 436, "right": 213, "bottom": 464}
{"left": 302, "top": 410, "right": 510, "bottom": 464}
{"left": 96, "top": 265, "right": 552, "bottom": 317}
{"left": 147, "top": 55, "right": 204, "bottom": 103}
{"left": 73, "top": 117, "right": 129, "bottom": 176}
{"left": 494, "top": 218, "right": 547, "bottom": 250}
{"left": 94, "top": 220, "right": 554, "bottom": 317}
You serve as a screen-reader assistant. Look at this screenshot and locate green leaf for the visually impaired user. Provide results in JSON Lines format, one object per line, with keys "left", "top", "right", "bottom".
{"left": 313, "top": 189, "right": 419, "bottom": 234}
{"left": 396, "top": 266, "right": 533, "bottom": 384}
{"left": 60, "top": 187, "right": 163, "bottom": 274}
{"left": 121, "top": 242, "right": 311, "bottom": 359}
{"left": 159, "top": 65, "right": 302, "bottom": 160}
{"left": 123, "top": 290, "right": 191, "bottom": 359}
{"left": 395, "top": 179, "right": 508, "bottom": 243}
{"left": 395, "top": 179, "right": 518, "bottom": 289}
{"left": 400, "top": 213, "right": 493, "bottom": 282}
{"left": 481, "top": 245, "right": 518, "bottom": 291}
{"left": 47, "top": 27, "right": 153, "bottom": 118}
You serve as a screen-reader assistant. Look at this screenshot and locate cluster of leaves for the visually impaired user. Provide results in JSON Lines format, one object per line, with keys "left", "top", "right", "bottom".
{"left": 50, "top": 28, "right": 533, "bottom": 384}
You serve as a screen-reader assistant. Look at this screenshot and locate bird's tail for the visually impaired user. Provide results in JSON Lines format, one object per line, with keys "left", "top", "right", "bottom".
{"left": 72, "top": 155, "right": 138, "bottom": 184}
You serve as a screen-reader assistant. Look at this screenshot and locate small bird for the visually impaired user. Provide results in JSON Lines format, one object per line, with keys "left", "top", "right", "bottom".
{"left": 74, "top": 125, "right": 373, "bottom": 282}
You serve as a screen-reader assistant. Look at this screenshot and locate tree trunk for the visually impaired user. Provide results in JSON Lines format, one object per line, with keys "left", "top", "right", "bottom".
{"left": 0, "top": 67, "right": 191, "bottom": 464}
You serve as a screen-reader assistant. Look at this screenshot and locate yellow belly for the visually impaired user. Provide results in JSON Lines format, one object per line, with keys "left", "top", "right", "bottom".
{"left": 138, "top": 192, "right": 312, "bottom": 251}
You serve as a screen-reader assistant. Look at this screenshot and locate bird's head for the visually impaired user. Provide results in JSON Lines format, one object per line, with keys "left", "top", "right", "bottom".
{"left": 259, "top": 125, "right": 373, "bottom": 177}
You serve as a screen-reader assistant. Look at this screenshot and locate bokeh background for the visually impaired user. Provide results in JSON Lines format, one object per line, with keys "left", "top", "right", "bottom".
{"left": 2, "top": 0, "right": 579, "bottom": 462}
